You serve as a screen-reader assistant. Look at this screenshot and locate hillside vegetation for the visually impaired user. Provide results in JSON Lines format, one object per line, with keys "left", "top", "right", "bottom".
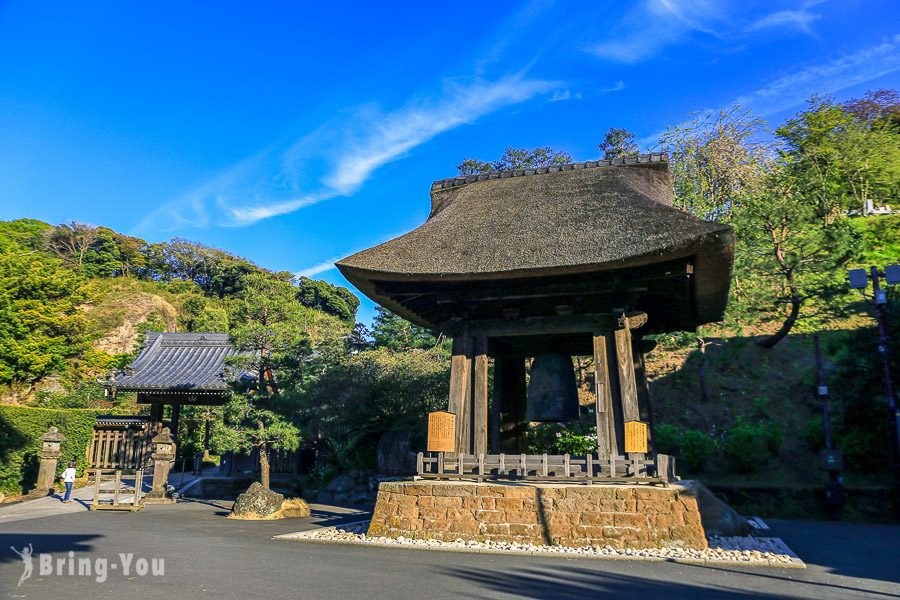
{"left": 0, "top": 219, "right": 355, "bottom": 404}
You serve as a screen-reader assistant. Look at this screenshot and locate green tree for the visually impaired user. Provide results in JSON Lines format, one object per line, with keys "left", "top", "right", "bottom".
{"left": 296, "top": 276, "right": 360, "bottom": 325}
{"left": 599, "top": 127, "right": 639, "bottom": 159}
{"left": 731, "top": 163, "right": 860, "bottom": 347}
{"left": 370, "top": 306, "right": 438, "bottom": 351}
{"left": 0, "top": 252, "right": 89, "bottom": 393}
{"left": 777, "top": 94, "right": 899, "bottom": 217}
{"left": 457, "top": 146, "right": 572, "bottom": 175}
{"left": 298, "top": 347, "right": 450, "bottom": 469}
{"left": 43, "top": 222, "right": 99, "bottom": 270}
{"left": 658, "top": 106, "right": 769, "bottom": 221}
{"left": 219, "top": 273, "right": 311, "bottom": 488}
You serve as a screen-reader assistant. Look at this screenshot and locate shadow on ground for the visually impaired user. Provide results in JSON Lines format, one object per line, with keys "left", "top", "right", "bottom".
{"left": 439, "top": 565, "right": 771, "bottom": 600}
{"left": 0, "top": 534, "right": 102, "bottom": 564}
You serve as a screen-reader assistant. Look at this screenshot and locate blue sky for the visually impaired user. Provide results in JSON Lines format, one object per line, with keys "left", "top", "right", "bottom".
{"left": 1, "top": 1, "right": 898, "bottom": 325}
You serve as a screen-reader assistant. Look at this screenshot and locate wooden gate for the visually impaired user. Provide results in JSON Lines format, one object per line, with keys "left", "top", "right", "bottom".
{"left": 86, "top": 417, "right": 157, "bottom": 471}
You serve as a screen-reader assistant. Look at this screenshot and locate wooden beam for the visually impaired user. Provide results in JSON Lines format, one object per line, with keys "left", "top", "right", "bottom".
{"left": 617, "top": 311, "right": 648, "bottom": 330}
{"left": 448, "top": 334, "right": 474, "bottom": 455}
{"left": 473, "top": 335, "right": 489, "bottom": 457}
{"left": 441, "top": 313, "right": 618, "bottom": 338}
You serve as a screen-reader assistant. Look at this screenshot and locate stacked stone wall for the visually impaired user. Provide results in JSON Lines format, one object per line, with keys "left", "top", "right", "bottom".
{"left": 368, "top": 481, "right": 707, "bottom": 550}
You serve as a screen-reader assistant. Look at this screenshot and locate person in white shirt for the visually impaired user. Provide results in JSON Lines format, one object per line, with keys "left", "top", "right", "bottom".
{"left": 60, "top": 461, "right": 77, "bottom": 503}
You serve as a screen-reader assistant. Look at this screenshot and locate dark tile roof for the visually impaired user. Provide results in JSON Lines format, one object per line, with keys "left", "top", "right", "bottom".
{"left": 107, "top": 332, "right": 249, "bottom": 393}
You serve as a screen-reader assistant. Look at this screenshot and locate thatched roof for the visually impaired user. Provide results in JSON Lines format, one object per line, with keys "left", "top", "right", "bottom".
{"left": 107, "top": 332, "right": 250, "bottom": 394}
{"left": 337, "top": 154, "right": 733, "bottom": 331}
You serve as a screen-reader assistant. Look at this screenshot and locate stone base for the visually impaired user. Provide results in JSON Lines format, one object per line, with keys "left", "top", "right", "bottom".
{"left": 25, "top": 487, "right": 56, "bottom": 499}
{"left": 368, "top": 480, "right": 708, "bottom": 550}
{"left": 142, "top": 496, "right": 176, "bottom": 505}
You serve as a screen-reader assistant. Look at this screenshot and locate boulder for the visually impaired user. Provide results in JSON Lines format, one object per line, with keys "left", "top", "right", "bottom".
{"left": 688, "top": 481, "right": 752, "bottom": 536}
{"left": 376, "top": 430, "right": 416, "bottom": 475}
{"left": 232, "top": 482, "right": 285, "bottom": 517}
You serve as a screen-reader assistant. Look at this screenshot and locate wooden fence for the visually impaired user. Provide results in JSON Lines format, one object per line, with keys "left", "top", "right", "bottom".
{"left": 86, "top": 420, "right": 157, "bottom": 471}
{"left": 417, "top": 452, "right": 676, "bottom": 484}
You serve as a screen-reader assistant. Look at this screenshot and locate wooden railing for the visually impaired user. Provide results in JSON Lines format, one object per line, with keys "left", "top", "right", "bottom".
{"left": 416, "top": 452, "right": 676, "bottom": 484}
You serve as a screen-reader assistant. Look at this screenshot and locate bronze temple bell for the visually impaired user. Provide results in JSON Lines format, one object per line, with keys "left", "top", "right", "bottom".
{"left": 526, "top": 353, "right": 580, "bottom": 422}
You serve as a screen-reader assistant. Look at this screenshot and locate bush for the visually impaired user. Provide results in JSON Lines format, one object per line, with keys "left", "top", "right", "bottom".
{"left": 527, "top": 422, "right": 599, "bottom": 456}
{"left": 654, "top": 423, "right": 680, "bottom": 456}
{"left": 804, "top": 416, "right": 826, "bottom": 452}
{"left": 653, "top": 423, "right": 716, "bottom": 474}
{"left": 0, "top": 405, "right": 110, "bottom": 495}
{"left": 298, "top": 347, "right": 449, "bottom": 470}
{"left": 723, "top": 419, "right": 783, "bottom": 473}
{"left": 839, "top": 424, "right": 892, "bottom": 473}
{"left": 32, "top": 381, "right": 111, "bottom": 409}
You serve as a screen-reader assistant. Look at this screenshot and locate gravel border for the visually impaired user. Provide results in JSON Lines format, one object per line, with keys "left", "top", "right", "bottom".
{"left": 275, "top": 522, "right": 805, "bottom": 569}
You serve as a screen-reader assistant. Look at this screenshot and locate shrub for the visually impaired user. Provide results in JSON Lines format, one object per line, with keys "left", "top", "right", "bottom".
{"left": 839, "top": 424, "right": 892, "bottom": 473}
{"left": 652, "top": 423, "right": 716, "bottom": 474}
{"left": 723, "top": 419, "right": 783, "bottom": 473}
{"left": 654, "top": 423, "right": 680, "bottom": 456}
{"left": 527, "top": 422, "right": 598, "bottom": 455}
{"left": 679, "top": 429, "right": 718, "bottom": 473}
{"left": 298, "top": 347, "right": 450, "bottom": 470}
{"left": 803, "top": 416, "right": 826, "bottom": 452}
{"left": 0, "top": 405, "right": 111, "bottom": 494}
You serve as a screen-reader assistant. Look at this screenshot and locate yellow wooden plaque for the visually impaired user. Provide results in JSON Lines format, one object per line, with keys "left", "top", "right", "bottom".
{"left": 427, "top": 411, "right": 456, "bottom": 453}
{"left": 624, "top": 421, "right": 648, "bottom": 454}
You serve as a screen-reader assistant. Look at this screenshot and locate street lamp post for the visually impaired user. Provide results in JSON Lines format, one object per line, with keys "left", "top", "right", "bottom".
{"left": 849, "top": 265, "right": 900, "bottom": 475}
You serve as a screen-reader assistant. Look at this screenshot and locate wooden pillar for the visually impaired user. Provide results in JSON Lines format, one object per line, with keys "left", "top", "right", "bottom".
{"left": 615, "top": 314, "right": 645, "bottom": 468}
{"left": 592, "top": 333, "right": 618, "bottom": 460}
{"left": 149, "top": 403, "right": 164, "bottom": 430}
{"left": 614, "top": 326, "right": 641, "bottom": 424}
{"left": 489, "top": 359, "right": 501, "bottom": 453}
{"left": 495, "top": 352, "right": 527, "bottom": 453}
{"left": 473, "top": 335, "right": 489, "bottom": 457}
{"left": 632, "top": 342, "right": 656, "bottom": 452}
{"left": 604, "top": 335, "right": 626, "bottom": 454}
{"left": 170, "top": 404, "right": 182, "bottom": 441}
{"left": 448, "top": 333, "right": 474, "bottom": 455}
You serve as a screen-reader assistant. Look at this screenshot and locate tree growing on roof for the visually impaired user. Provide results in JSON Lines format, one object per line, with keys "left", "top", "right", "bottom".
{"left": 456, "top": 146, "right": 572, "bottom": 176}
{"left": 599, "top": 127, "right": 639, "bottom": 159}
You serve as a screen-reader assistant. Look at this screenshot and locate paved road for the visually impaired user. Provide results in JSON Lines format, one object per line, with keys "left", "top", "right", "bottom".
{"left": 0, "top": 498, "right": 897, "bottom": 599}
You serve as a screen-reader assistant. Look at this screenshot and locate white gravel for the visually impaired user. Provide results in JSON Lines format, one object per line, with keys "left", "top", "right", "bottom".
{"left": 275, "top": 522, "right": 805, "bottom": 568}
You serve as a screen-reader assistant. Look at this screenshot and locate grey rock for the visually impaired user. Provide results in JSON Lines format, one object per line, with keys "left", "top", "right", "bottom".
{"left": 232, "top": 482, "right": 284, "bottom": 517}
{"left": 376, "top": 430, "right": 416, "bottom": 475}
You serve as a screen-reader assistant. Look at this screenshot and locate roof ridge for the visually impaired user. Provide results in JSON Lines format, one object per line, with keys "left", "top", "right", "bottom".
{"left": 431, "top": 152, "right": 668, "bottom": 192}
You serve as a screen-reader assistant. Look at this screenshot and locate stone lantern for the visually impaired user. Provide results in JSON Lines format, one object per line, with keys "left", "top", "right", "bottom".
{"left": 29, "top": 426, "right": 65, "bottom": 497}
{"left": 144, "top": 427, "right": 177, "bottom": 504}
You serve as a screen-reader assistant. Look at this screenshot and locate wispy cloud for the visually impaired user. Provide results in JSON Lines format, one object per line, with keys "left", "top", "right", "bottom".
{"left": 747, "top": 9, "right": 820, "bottom": 34}
{"left": 599, "top": 80, "right": 626, "bottom": 95}
{"left": 295, "top": 259, "right": 339, "bottom": 278}
{"left": 139, "top": 74, "right": 562, "bottom": 231}
{"left": 294, "top": 229, "right": 409, "bottom": 279}
{"left": 640, "top": 35, "right": 900, "bottom": 146}
{"left": 587, "top": 0, "right": 723, "bottom": 64}
{"left": 735, "top": 34, "right": 900, "bottom": 115}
